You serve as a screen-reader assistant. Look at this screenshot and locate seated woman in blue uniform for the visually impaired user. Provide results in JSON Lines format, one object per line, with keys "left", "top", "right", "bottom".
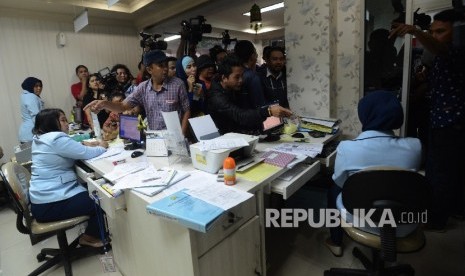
{"left": 325, "top": 91, "right": 422, "bottom": 257}
{"left": 29, "top": 108, "right": 108, "bottom": 247}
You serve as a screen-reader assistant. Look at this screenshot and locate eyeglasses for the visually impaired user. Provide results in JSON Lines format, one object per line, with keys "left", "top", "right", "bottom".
{"left": 34, "top": 84, "right": 43, "bottom": 88}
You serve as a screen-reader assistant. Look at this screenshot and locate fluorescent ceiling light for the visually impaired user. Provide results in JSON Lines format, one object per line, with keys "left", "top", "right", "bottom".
{"left": 243, "top": 2, "right": 284, "bottom": 16}
{"left": 74, "top": 9, "right": 89, "bottom": 33}
{"left": 107, "top": 0, "right": 120, "bottom": 7}
{"left": 242, "top": 26, "right": 281, "bottom": 34}
{"left": 164, "top": 35, "right": 181, "bottom": 42}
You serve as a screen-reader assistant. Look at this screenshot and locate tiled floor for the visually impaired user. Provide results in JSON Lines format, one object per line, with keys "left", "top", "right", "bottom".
{"left": 1, "top": 183, "right": 464, "bottom": 276}
{"left": 0, "top": 206, "right": 122, "bottom": 276}
{"left": 266, "top": 185, "right": 465, "bottom": 276}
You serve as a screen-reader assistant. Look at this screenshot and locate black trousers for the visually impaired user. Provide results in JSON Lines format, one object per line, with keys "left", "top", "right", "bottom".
{"left": 426, "top": 125, "right": 465, "bottom": 228}
{"left": 31, "top": 192, "right": 103, "bottom": 238}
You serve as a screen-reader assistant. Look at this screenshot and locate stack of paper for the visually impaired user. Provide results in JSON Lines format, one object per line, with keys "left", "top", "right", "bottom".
{"left": 146, "top": 190, "right": 224, "bottom": 233}
{"left": 132, "top": 170, "right": 191, "bottom": 196}
{"left": 146, "top": 183, "right": 253, "bottom": 233}
{"left": 103, "top": 162, "right": 148, "bottom": 183}
{"left": 300, "top": 117, "right": 340, "bottom": 134}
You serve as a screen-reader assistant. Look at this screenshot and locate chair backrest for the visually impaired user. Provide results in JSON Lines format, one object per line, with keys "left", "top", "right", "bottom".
{"left": 342, "top": 167, "right": 430, "bottom": 224}
{"left": 1, "top": 162, "right": 33, "bottom": 231}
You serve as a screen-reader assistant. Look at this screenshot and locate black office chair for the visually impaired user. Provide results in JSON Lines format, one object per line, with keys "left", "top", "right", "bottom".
{"left": 0, "top": 162, "right": 99, "bottom": 276}
{"left": 325, "top": 167, "right": 430, "bottom": 276}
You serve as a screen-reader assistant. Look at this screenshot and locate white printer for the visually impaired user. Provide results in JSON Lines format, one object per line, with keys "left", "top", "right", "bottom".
{"left": 189, "top": 133, "right": 259, "bottom": 173}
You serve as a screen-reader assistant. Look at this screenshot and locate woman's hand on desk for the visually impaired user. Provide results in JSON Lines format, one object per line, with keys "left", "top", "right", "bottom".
{"left": 82, "top": 140, "right": 108, "bottom": 149}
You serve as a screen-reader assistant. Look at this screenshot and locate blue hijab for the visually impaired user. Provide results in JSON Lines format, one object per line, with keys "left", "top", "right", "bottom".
{"left": 175, "top": 55, "right": 193, "bottom": 88}
{"left": 21, "top": 77, "right": 42, "bottom": 93}
{"left": 358, "top": 91, "right": 403, "bottom": 131}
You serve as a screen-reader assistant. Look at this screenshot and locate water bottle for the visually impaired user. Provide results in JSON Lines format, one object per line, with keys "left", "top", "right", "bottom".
{"left": 223, "top": 157, "right": 236, "bottom": 186}
{"left": 73, "top": 106, "right": 82, "bottom": 123}
{"left": 71, "top": 133, "right": 91, "bottom": 142}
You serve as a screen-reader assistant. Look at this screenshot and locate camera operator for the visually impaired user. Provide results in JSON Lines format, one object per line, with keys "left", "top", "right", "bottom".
{"left": 177, "top": 28, "right": 198, "bottom": 60}
{"left": 176, "top": 16, "right": 212, "bottom": 60}
{"left": 110, "top": 64, "right": 136, "bottom": 98}
{"left": 390, "top": 9, "right": 465, "bottom": 231}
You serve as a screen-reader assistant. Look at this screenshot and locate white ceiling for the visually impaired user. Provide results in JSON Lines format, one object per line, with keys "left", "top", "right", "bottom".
{"left": 0, "top": 0, "right": 451, "bottom": 41}
{"left": 0, "top": 0, "right": 285, "bottom": 41}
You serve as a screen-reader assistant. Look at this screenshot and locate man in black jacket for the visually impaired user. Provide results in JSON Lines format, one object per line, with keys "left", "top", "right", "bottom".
{"left": 207, "top": 54, "right": 292, "bottom": 134}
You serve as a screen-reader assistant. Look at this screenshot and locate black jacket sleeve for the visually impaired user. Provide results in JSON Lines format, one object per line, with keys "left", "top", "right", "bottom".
{"left": 207, "top": 82, "right": 268, "bottom": 134}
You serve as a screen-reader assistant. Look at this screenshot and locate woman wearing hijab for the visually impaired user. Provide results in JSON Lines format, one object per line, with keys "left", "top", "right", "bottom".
{"left": 325, "top": 91, "right": 422, "bottom": 257}
{"left": 176, "top": 55, "right": 206, "bottom": 117}
{"left": 19, "top": 77, "right": 44, "bottom": 143}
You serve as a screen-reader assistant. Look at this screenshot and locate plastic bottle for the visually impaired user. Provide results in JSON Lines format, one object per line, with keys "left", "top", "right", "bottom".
{"left": 71, "top": 133, "right": 91, "bottom": 142}
{"left": 223, "top": 157, "right": 236, "bottom": 186}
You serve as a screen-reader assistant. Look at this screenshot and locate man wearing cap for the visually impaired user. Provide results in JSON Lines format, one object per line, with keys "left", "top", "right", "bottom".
{"left": 84, "top": 50, "right": 190, "bottom": 136}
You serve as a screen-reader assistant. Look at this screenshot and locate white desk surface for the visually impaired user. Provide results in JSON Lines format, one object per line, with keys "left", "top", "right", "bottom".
{"left": 83, "top": 130, "right": 341, "bottom": 200}
{"left": 80, "top": 132, "right": 339, "bottom": 276}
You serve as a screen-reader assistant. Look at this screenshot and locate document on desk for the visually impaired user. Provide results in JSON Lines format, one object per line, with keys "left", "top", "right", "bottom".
{"left": 112, "top": 165, "right": 167, "bottom": 190}
{"left": 103, "top": 161, "right": 149, "bottom": 183}
{"left": 86, "top": 147, "right": 124, "bottom": 162}
{"left": 146, "top": 181, "right": 253, "bottom": 232}
{"left": 132, "top": 169, "right": 191, "bottom": 197}
{"left": 146, "top": 189, "right": 224, "bottom": 233}
{"left": 198, "top": 138, "right": 249, "bottom": 152}
{"left": 272, "top": 143, "right": 324, "bottom": 158}
{"left": 185, "top": 183, "right": 253, "bottom": 211}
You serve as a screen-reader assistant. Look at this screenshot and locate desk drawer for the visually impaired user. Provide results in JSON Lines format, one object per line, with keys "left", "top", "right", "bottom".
{"left": 76, "top": 164, "right": 94, "bottom": 183}
{"left": 317, "top": 150, "right": 337, "bottom": 170}
{"left": 194, "top": 195, "right": 257, "bottom": 257}
{"left": 86, "top": 177, "right": 125, "bottom": 218}
{"left": 271, "top": 161, "right": 320, "bottom": 200}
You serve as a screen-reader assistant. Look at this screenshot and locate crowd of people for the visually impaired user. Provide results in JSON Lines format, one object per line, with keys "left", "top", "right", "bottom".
{"left": 16, "top": 8, "right": 465, "bottom": 254}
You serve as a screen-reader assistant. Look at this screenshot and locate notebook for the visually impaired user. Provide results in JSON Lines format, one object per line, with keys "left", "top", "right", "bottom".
{"left": 261, "top": 150, "right": 296, "bottom": 168}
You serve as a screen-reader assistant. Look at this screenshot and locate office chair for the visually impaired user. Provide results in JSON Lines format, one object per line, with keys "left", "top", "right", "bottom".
{"left": 0, "top": 162, "right": 98, "bottom": 276}
{"left": 324, "top": 167, "right": 430, "bottom": 276}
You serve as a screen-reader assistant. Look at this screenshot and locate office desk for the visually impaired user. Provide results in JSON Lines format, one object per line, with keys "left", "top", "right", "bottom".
{"left": 78, "top": 132, "right": 339, "bottom": 276}
{"left": 80, "top": 153, "right": 265, "bottom": 276}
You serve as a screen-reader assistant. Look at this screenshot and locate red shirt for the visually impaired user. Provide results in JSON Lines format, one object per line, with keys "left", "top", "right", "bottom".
{"left": 71, "top": 82, "right": 83, "bottom": 100}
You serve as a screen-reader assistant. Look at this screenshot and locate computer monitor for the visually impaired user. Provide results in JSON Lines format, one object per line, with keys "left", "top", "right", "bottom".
{"left": 119, "top": 115, "right": 142, "bottom": 150}
{"left": 262, "top": 116, "right": 284, "bottom": 142}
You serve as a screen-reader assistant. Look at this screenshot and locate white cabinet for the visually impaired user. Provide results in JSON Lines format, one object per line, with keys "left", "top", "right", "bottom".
{"left": 94, "top": 186, "right": 261, "bottom": 276}
{"left": 198, "top": 216, "right": 261, "bottom": 276}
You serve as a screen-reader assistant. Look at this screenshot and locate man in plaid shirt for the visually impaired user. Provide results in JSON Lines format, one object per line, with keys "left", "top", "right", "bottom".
{"left": 85, "top": 50, "right": 191, "bottom": 136}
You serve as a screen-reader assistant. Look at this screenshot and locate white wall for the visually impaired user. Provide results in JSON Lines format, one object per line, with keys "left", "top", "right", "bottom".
{"left": 0, "top": 17, "right": 140, "bottom": 162}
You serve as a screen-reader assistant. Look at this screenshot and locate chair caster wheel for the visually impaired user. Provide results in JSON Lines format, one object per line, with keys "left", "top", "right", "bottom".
{"left": 37, "top": 252, "right": 46, "bottom": 262}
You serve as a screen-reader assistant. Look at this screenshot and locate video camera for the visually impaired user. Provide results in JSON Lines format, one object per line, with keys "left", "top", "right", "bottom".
{"left": 413, "top": 8, "right": 431, "bottom": 30}
{"left": 222, "top": 30, "right": 237, "bottom": 49}
{"left": 181, "top": 15, "right": 212, "bottom": 44}
{"left": 139, "top": 32, "right": 168, "bottom": 51}
{"left": 97, "top": 67, "right": 118, "bottom": 92}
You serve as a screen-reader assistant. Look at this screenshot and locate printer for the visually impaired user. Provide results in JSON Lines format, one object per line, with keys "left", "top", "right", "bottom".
{"left": 189, "top": 133, "right": 259, "bottom": 173}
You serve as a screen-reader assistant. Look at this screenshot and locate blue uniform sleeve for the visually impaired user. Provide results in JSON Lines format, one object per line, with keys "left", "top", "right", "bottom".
{"left": 332, "top": 143, "right": 349, "bottom": 188}
{"left": 52, "top": 134, "right": 106, "bottom": 160}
